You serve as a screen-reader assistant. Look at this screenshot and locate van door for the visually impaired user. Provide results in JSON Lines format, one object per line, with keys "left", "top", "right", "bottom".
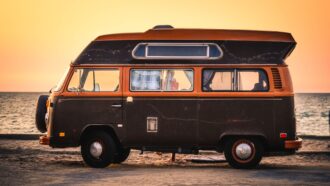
{"left": 123, "top": 68, "right": 198, "bottom": 148}
{"left": 54, "top": 67, "right": 124, "bottom": 145}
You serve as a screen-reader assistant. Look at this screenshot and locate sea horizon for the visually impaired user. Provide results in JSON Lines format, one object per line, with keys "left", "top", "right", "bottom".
{"left": 0, "top": 92, "right": 329, "bottom": 136}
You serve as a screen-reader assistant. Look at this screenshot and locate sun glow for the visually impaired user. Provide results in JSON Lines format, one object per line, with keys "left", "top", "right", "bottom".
{"left": 0, "top": 0, "right": 329, "bottom": 92}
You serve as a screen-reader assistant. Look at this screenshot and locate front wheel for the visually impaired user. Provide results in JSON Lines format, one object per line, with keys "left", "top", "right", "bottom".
{"left": 81, "top": 131, "right": 117, "bottom": 168}
{"left": 224, "top": 137, "right": 263, "bottom": 169}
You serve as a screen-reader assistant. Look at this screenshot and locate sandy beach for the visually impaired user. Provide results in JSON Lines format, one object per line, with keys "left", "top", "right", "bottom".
{"left": 0, "top": 136, "right": 329, "bottom": 185}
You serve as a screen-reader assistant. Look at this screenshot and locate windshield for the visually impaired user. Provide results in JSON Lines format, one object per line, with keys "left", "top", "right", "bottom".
{"left": 53, "top": 68, "right": 70, "bottom": 92}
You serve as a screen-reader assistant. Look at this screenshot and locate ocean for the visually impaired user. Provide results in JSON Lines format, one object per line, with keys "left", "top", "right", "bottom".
{"left": 0, "top": 92, "right": 329, "bottom": 136}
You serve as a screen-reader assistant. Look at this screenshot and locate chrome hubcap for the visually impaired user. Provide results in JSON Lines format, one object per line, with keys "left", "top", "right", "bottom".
{"left": 235, "top": 143, "right": 252, "bottom": 159}
{"left": 90, "top": 141, "right": 103, "bottom": 158}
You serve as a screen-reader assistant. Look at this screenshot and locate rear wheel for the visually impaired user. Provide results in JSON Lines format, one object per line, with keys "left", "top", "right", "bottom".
{"left": 35, "top": 95, "right": 49, "bottom": 133}
{"left": 224, "top": 137, "right": 263, "bottom": 169}
{"left": 113, "top": 147, "right": 130, "bottom": 164}
{"left": 81, "top": 131, "right": 117, "bottom": 168}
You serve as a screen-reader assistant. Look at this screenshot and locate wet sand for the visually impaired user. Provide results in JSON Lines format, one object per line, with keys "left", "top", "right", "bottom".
{"left": 0, "top": 138, "right": 329, "bottom": 185}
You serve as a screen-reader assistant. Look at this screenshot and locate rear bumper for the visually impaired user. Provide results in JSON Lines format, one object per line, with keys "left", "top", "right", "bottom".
{"left": 284, "top": 138, "right": 302, "bottom": 149}
{"left": 39, "top": 135, "right": 50, "bottom": 145}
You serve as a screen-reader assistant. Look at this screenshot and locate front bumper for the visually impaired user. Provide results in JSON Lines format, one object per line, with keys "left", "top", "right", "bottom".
{"left": 39, "top": 135, "right": 50, "bottom": 145}
{"left": 284, "top": 138, "right": 302, "bottom": 149}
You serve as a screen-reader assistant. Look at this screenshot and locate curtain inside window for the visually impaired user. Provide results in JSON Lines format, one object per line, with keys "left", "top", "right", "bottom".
{"left": 203, "top": 70, "right": 215, "bottom": 90}
{"left": 131, "top": 70, "right": 161, "bottom": 90}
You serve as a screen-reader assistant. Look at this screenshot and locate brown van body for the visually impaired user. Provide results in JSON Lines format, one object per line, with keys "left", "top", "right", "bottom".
{"left": 39, "top": 27, "right": 301, "bottom": 168}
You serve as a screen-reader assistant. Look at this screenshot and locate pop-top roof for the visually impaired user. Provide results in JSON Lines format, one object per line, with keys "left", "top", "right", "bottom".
{"left": 73, "top": 26, "right": 296, "bottom": 65}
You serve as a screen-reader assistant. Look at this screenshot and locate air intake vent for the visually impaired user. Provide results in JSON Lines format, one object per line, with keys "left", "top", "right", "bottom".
{"left": 271, "top": 68, "right": 282, "bottom": 89}
{"left": 153, "top": 25, "right": 174, "bottom": 29}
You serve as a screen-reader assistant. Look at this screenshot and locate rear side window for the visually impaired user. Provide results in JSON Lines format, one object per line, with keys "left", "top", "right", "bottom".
{"left": 237, "top": 70, "right": 268, "bottom": 91}
{"left": 68, "top": 68, "right": 119, "bottom": 92}
{"left": 203, "top": 69, "right": 268, "bottom": 92}
{"left": 130, "top": 69, "right": 194, "bottom": 91}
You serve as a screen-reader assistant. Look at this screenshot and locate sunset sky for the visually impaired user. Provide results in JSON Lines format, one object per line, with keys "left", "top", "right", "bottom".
{"left": 0, "top": 0, "right": 329, "bottom": 92}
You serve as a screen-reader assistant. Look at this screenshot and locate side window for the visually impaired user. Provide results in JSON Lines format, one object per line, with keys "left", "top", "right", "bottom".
{"left": 131, "top": 70, "right": 161, "bottom": 91}
{"left": 94, "top": 70, "right": 120, "bottom": 91}
{"left": 203, "top": 70, "right": 234, "bottom": 91}
{"left": 67, "top": 69, "right": 81, "bottom": 92}
{"left": 68, "top": 68, "right": 119, "bottom": 92}
{"left": 202, "top": 69, "right": 268, "bottom": 92}
{"left": 83, "top": 71, "right": 94, "bottom": 91}
{"left": 130, "top": 69, "right": 194, "bottom": 91}
{"left": 237, "top": 70, "right": 268, "bottom": 91}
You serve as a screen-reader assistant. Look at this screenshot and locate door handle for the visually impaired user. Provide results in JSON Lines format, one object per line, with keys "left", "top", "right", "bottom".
{"left": 111, "top": 104, "right": 122, "bottom": 108}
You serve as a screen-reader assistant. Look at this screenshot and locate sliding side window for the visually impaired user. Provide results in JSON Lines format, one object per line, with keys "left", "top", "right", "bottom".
{"left": 130, "top": 69, "right": 194, "bottom": 91}
{"left": 203, "top": 69, "right": 268, "bottom": 92}
{"left": 237, "top": 70, "right": 268, "bottom": 91}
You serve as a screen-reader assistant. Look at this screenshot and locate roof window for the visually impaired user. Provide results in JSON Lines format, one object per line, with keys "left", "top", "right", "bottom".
{"left": 132, "top": 43, "right": 223, "bottom": 60}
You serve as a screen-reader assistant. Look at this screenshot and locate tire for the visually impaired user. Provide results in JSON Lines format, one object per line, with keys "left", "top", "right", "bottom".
{"left": 113, "top": 147, "right": 131, "bottom": 164}
{"left": 224, "top": 137, "right": 263, "bottom": 169}
{"left": 35, "top": 95, "right": 49, "bottom": 133}
{"left": 81, "top": 131, "right": 117, "bottom": 168}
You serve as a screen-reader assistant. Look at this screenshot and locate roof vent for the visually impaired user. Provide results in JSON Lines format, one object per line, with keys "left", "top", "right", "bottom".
{"left": 271, "top": 68, "right": 282, "bottom": 89}
{"left": 152, "top": 25, "right": 174, "bottom": 30}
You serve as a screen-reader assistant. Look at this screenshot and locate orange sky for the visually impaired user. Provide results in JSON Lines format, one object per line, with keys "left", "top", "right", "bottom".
{"left": 0, "top": 0, "right": 329, "bottom": 92}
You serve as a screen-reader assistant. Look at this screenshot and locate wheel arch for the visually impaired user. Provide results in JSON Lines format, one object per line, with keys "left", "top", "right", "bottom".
{"left": 80, "top": 124, "right": 121, "bottom": 148}
{"left": 217, "top": 133, "right": 268, "bottom": 152}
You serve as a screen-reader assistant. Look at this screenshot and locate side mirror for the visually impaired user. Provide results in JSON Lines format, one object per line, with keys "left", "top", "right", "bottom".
{"left": 49, "top": 86, "right": 56, "bottom": 93}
